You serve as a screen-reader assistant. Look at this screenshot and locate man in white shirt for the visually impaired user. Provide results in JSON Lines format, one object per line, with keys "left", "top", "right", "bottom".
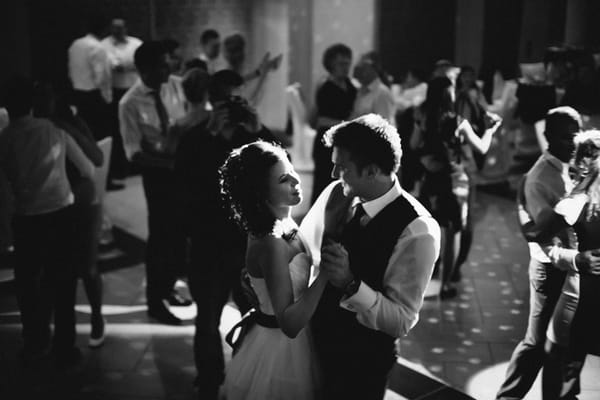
{"left": 197, "top": 29, "right": 224, "bottom": 74}
{"left": 68, "top": 16, "right": 112, "bottom": 140}
{"left": 119, "top": 41, "right": 189, "bottom": 325}
{"left": 300, "top": 113, "right": 440, "bottom": 399}
{"left": 351, "top": 52, "right": 396, "bottom": 125}
{"left": 496, "top": 106, "right": 600, "bottom": 399}
{"left": 101, "top": 18, "right": 142, "bottom": 187}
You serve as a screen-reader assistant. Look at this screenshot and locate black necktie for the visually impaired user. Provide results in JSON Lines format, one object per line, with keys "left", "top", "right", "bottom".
{"left": 150, "top": 90, "right": 169, "bottom": 136}
{"left": 349, "top": 203, "right": 366, "bottom": 226}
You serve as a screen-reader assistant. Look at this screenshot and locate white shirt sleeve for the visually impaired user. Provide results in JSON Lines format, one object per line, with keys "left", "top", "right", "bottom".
{"left": 119, "top": 99, "right": 142, "bottom": 160}
{"left": 340, "top": 216, "right": 441, "bottom": 337}
{"left": 90, "top": 46, "right": 113, "bottom": 103}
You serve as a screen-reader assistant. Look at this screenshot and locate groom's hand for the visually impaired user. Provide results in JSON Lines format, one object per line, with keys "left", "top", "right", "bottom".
{"left": 321, "top": 243, "right": 353, "bottom": 288}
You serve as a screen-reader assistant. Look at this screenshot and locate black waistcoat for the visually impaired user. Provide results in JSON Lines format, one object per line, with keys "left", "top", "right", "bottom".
{"left": 312, "top": 182, "right": 419, "bottom": 368}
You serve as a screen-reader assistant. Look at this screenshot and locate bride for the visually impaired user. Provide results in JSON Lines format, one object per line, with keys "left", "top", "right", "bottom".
{"left": 219, "top": 141, "right": 326, "bottom": 399}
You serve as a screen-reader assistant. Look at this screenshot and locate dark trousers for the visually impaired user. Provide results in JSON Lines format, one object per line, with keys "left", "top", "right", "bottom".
{"left": 318, "top": 346, "right": 393, "bottom": 400}
{"left": 496, "top": 259, "right": 568, "bottom": 399}
{"left": 72, "top": 89, "right": 109, "bottom": 141}
{"left": 141, "top": 167, "right": 186, "bottom": 308}
{"left": 188, "top": 236, "right": 250, "bottom": 397}
{"left": 12, "top": 206, "right": 77, "bottom": 354}
{"left": 543, "top": 341, "right": 585, "bottom": 400}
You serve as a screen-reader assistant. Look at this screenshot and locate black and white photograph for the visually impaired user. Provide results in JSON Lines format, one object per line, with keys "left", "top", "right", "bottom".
{"left": 1, "top": 0, "right": 600, "bottom": 399}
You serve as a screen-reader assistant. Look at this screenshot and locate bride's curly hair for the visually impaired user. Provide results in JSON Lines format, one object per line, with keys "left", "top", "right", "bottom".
{"left": 219, "top": 141, "right": 291, "bottom": 237}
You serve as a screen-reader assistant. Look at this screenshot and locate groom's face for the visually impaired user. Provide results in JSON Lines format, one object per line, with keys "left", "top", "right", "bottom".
{"left": 331, "top": 147, "right": 367, "bottom": 198}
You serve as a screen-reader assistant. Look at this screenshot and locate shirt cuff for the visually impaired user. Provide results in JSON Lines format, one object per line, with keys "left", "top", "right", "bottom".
{"left": 340, "top": 281, "right": 377, "bottom": 313}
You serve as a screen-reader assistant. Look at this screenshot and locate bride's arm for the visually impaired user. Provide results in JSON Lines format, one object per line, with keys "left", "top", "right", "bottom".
{"left": 260, "top": 237, "right": 328, "bottom": 338}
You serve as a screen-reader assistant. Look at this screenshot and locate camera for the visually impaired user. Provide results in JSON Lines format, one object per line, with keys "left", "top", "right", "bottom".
{"left": 221, "top": 95, "right": 254, "bottom": 125}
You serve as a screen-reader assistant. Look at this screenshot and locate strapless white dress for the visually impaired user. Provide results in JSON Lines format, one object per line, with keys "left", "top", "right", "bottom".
{"left": 224, "top": 252, "right": 322, "bottom": 400}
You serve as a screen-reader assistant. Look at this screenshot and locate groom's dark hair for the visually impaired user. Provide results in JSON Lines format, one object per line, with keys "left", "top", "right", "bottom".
{"left": 323, "top": 113, "right": 401, "bottom": 175}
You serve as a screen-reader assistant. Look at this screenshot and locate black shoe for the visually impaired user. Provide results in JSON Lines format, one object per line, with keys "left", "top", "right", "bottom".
{"left": 148, "top": 302, "right": 182, "bottom": 325}
{"left": 167, "top": 292, "right": 193, "bottom": 307}
{"left": 106, "top": 181, "right": 125, "bottom": 191}
{"left": 440, "top": 285, "right": 458, "bottom": 300}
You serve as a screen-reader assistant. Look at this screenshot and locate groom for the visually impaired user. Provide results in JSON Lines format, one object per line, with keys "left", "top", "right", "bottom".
{"left": 300, "top": 113, "right": 441, "bottom": 399}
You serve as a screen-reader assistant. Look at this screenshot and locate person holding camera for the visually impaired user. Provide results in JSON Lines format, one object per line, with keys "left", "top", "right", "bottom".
{"left": 174, "top": 69, "right": 275, "bottom": 399}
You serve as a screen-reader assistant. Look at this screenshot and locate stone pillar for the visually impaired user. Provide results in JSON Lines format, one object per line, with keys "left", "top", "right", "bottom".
{"left": 564, "top": 0, "right": 587, "bottom": 46}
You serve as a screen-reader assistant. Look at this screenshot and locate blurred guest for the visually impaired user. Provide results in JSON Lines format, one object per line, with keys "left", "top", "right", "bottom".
{"left": 311, "top": 43, "right": 357, "bottom": 204}
{"left": 413, "top": 76, "right": 500, "bottom": 299}
{"left": 0, "top": 76, "right": 94, "bottom": 367}
{"left": 222, "top": 32, "right": 281, "bottom": 107}
{"left": 174, "top": 69, "right": 273, "bottom": 399}
{"left": 495, "top": 107, "right": 591, "bottom": 400}
{"left": 394, "top": 68, "right": 428, "bottom": 113}
{"left": 102, "top": 17, "right": 142, "bottom": 188}
{"left": 536, "top": 130, "right": 600, "bottom": 398}
{"left": 394, "top": 68, "right": 428, "bottom": 193}
{"left": 184, "top": 58, "right": 208, "bottom": 74}
{"left": 198, "top": 29, "right": 223, "bottom": 74}
{"left": 68, "top": 15, "right": 112, "bottom": 140}
{"left": 33, "top": 80, "right": 107, "bottom": 348}
{"left": 351, "top": 51, "right": 396, "bottom": 125}
{"left": 162, "top": 38, "right": 184, "bottom": 77}
{"left": 119, "top": 41, "right": 190, "bottom": 326}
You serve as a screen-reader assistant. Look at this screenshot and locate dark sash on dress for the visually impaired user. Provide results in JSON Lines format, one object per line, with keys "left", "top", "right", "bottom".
{"left": 225, "top": 309, "right": 278, "bottom": 355}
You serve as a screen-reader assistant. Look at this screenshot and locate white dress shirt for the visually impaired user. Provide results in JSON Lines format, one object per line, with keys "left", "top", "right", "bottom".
{"left": 351, "top": 78, "right": 396, "bottom": 125}
{"left": 299, "top": 179, "right": 441, "bottom": 338}
{"left": 118, "top": 76, "right": 186, "bottom": 160}
{"left": 524, "top": 152, "right": 578, "bottom": 271}
{"left": 68, "top": 34, "right": 113, "bottom": 103}
{"left": 199, "top": 52, "right": 226, "bottom": 75}
{"left": 101, "top": 35, "right": 142, "bottom": 90}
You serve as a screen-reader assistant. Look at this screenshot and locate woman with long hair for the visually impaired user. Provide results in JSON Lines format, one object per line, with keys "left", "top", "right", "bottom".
{"left": 412, "top": 76, "right": 501, "bottom": 298}
{"left": 220, "top": 141, "right": 326, "bottom": 399}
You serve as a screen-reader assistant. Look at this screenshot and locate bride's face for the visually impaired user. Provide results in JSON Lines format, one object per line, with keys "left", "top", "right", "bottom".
{"left": 265, "top": 157, "right": 302, "bottom": 207}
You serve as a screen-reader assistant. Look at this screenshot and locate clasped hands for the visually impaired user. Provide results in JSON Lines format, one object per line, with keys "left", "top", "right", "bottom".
{"left": 320, "top": 242, "right": 354, "bottom": 288}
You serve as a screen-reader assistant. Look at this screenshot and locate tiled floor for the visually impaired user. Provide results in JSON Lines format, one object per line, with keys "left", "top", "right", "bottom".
{"left": 1, "top": 175, "right": 599, "bottom": 400}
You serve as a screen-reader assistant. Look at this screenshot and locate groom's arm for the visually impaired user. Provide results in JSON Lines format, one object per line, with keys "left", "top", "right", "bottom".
{"left": 340, "top": 216, "right": 440, "bottom": 337}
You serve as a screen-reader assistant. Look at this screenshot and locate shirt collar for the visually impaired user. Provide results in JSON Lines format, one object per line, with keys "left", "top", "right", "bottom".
{"left": 352, "top": 178, "right": 402, "bottom": 219}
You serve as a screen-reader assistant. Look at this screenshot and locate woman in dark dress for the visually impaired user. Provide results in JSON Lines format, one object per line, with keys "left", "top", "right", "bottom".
{"left": 311, "top": 43, "right": 357, "bottom": 204}
{"left": 413, "top": 76, "right": 500, "bottom": 298}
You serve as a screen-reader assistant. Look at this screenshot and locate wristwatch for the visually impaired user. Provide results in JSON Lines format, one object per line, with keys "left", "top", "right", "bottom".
{"left": 343, "top": 277, "right": 361, "bottom": 297}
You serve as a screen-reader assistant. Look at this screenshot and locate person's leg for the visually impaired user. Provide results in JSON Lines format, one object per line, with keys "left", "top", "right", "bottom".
{"left": 496, "top": 259, "right": 566, "bottom": 399}
{"left": 77, "top": 204, "right": 105, "bottom": 341}
{"left": 12, "top": 215, "right": 51, "bottom": 360}
{"left": 189, "top": 240, "right": 227, "bottom": 400}
{"left": 142, "top": 168, "right": 178, "bottom": 316}
{"left": 45, "top": 207, "right": 79, "bottom": 364}
{"left": 440, "top": 224, "right": 459, "bottom": 298}
{"left": 543, "top": 340, "right": 586, "bottom": 400}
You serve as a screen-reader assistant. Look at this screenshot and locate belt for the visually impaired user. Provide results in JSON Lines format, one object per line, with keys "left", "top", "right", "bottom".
{"left": 225, "top": 308, "right": 278, "bottom": 355}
